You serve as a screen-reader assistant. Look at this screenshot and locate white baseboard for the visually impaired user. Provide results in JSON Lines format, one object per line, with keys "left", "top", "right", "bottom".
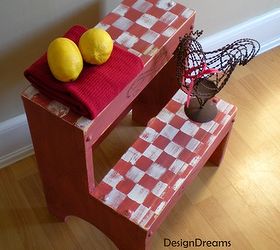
{"left": 1, "top": 8, "right": 279, "bottom": 169}
{"left": 0, "top": 114, "right": 33, "bottom": 169}
{"left": 200, "top": 8, "right": 280, "bottom": 54}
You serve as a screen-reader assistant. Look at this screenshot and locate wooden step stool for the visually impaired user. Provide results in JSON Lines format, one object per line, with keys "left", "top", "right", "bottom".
{"left": 21, "top": 1, "right": 236, "bottom": 249}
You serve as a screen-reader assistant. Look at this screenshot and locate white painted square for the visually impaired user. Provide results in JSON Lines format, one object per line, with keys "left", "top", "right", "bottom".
{"left": 173, "top": 178, "right": 184, "bottom": 191}
{"left": 143, "top": 44, "right": 159, "bottom": 56}
{"left": 112, "top": 4, "right": 129, "bottom": 16}
{"left": 208, "top": 135, "right": 216, "bottom": 146}
{"left": 47, "top": 101, "right": 70, "bottom": 118}
{"left": 104, "top": 188, "right": 126, "bottom": 209}
{"left": 181, "top": 120, "right": 199, "bottom": 137}
{"left": 139, "top": 210, "right": 154, "bottom": 228}
{"left": 155, "top": 201, "right": 166, "bottom": 215}
{"left": 176, "top": 106, "right": 187, "bottom": 119}
{"left": 23, "top": 85, "right": 39, "bottom": 99}
{"left": 160, "top": 11, "right": 178, "bottom": 25}
{"left": 128, "top": 48, "right": 142, "bottom": 57}
{"left": 216, "top": 99, "right": 229, "bottom": 112}
{"left": 121, "top": 147, "right": 142, "bottom": 164}
{"left": 140, "top": 127, "right": 158, "bottom": 143}
{"left": 94, "top": 22, "right": 110, "bottom": 30}
{"left": 152, "top": 181, "right": 168, "bottom": 197}
{"left": 131, "top": 204, "right": 150, "bottom": 224}
{"left": 147, "top": 163, "right": 166, "bottom": 179}
{"left": 116, "top": 32, "right": 139, "bottom": 48}
{"left": 200, "top": 120, "right": 216, "bottom": 132}
{"left": 189, "top": 155, "right": 201, "bottom": 167}
{"left": 181, "top": 8, "right": 194, "bottom": 19}
{"left": 132, "top": 0, "right": 153, "bottom": 13}
{"left": 136, "top": 14, "right": 158, "bottom": 29}
{"left": 224, "top": 104, "right": 234, "bottom": 114}
{"left": 126, "top": 166, "right": 145, "bottom": 183}
{"left": 157, "top": 108, "right": 175, "bottom": 123}
{"left": 162, "top": 27, "right": 177, "bottom": 37}
{"left": 186, "top": 138, "right": 200, "bottom": 152}
{"left": 209, "top": 123, "right": 219, "bottom": 134}
{"left": 172, "top": 89, "right": 187, "bottom": 104}
{"left": 160, "top": 124, "right": 179, "bottom": 140}
{"left": 141, "top": 30, "right": 160, "bottom": 43}
{"left": 128, "top": 184, "right": 149, "bottom": 203}
{"left": 164, "top": 141, "right": 183, "bottom": 157}
{"left": 75, "top": 116, "right": 93, "bottom": 130}
{"left": 221, "top": 114, "right": 231, "bottom": 125}
{"left": 113, "top": 16, "right": 133, "bottom": 30}
{"left": 156, "top": 0, "right": 176, "bottom": 11}
{"left": 103, "top": 169, "right": 124, "bottom": 188}
{"left": 169, "top": 159, "right": 187, "bottom": 174}
{"left": 143, "top": 144, "right": 163, "bottom": 161}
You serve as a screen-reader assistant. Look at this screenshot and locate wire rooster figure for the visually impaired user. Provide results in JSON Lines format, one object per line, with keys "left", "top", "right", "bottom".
{"left": 175, "top": 30, "right": 260, "bottom": 122}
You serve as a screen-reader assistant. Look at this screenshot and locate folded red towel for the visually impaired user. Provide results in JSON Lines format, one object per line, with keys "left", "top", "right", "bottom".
{"left": 24, "top": 25, "right": 143, "bottom": 119}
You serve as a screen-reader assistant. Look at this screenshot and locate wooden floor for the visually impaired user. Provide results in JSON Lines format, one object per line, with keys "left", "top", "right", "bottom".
{"left": 1, "top": 47, "right": 280, "bottom": 250}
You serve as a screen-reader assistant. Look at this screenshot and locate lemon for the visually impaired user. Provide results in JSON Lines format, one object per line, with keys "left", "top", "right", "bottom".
{"left": 47, "top": 37, "right": 83, "bottom": 82}
{"left": 78, "top": 28, "right": 113, "bottom": 65}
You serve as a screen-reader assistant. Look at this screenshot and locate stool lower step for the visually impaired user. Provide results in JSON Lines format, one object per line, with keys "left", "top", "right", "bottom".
{"left": 92, "top": 90, "right": 237, "bottom": 233}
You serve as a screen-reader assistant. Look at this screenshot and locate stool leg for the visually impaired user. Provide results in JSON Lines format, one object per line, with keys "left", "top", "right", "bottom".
{"left": 209, "top": 129, "right": 232, "bottom": 166}
{"left": 132, "top": 56, "right": 179, "bottom": 126}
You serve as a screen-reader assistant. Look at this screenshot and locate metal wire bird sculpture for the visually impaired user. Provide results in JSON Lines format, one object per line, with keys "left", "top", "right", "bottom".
{"left": 175, "top": 30, "right": 260, "bottom": 122}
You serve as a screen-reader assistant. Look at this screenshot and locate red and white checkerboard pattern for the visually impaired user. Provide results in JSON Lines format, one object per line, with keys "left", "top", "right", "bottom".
{"left": 92, "top": 89, "right": 237, "bottom": 230}
{"left": 22, "top": 85, "right": 94, "bottom": 130}
{"left": 22, "top": 0, "right": 194, "bottom": 129}
{"left": 96, "top": 0, "right": 194, "bottom": 64}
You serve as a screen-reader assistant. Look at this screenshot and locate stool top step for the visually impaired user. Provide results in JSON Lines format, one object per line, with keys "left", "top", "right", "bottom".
{"left": 92, "top": 90, "right": 237, "bottom": 231}
{"left": 98, "top": 0, "right": 194, "bottom": 64}
{"left": 22, "top": 0, "right": 195, "bottom": 129}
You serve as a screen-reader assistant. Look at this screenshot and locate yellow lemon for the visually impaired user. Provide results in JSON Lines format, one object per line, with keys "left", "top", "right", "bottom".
{"left": 78, "top": 28, "right": 113, "bottom": 65}
{"left": 47, "top": 38, "right": 83, "bottom": 82}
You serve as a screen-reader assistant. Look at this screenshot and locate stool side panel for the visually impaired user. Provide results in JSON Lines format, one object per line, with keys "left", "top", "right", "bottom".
{"left": 22, "top": 95, "right": 91, "bottom": 214}
{"left": 23, "top": 95, "right": 152, "bottom": 250}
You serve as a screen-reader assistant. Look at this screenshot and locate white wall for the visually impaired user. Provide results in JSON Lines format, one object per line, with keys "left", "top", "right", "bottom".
{"left": 178, "top": 0, "right": 280, "bottom": 36}
{"left": 0, "top": 0, "right": 280, "bottom": 123}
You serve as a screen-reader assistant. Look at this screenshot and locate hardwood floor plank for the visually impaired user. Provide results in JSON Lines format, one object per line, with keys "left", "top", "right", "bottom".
{"left": 196, "top": 197, "right": 254, "bottom": 249}
{"left": 0, "top": 169, "right": 53, "bottom": 250}
{"left": 19, "top": 174, "right": 83, "bottom": 250}
{"left": 213, "top": 185, "right": 280, "bottom": 250}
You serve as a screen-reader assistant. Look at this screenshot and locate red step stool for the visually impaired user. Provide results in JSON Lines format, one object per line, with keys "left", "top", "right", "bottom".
{"left": 22, "top": 1, "right": 236, "bottom": 249}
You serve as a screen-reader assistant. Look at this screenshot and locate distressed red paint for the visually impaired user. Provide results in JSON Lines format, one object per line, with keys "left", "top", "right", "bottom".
{"left": 21, "top": 1, "right": 236, "bottom": 250}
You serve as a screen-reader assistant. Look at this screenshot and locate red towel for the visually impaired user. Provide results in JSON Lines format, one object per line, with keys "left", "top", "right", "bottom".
{"left": 24, "top": 25, "right": 143, "bottom": 119}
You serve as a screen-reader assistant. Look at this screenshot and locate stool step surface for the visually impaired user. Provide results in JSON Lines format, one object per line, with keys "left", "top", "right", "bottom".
{"left": 22, "top": 0, "right": 195, "bottom": 131}
{"left": 97, "top": 0, "right": 195, "bottom": 64}
{"left": 92, "top": 90, "right": 237, "bottom": 231}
